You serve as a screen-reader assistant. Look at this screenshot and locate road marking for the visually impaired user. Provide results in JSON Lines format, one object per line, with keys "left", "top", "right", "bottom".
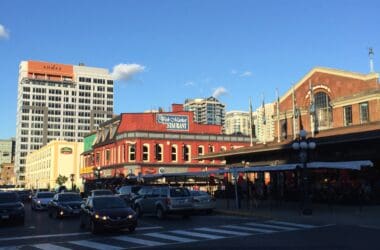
{"left": 33, "top": 243, "right": 71, "bottom": 250}
{"left": 245, "top": 222, "right": 297, "bottom": 231}
{"left": 0, "top": 232, "right": 91, "bottom": 242}
{"left": 113, "top": 236, "right": 165, "bottom": 246}
{"left": 195, "top": 227, "right": 251, "bottom": 236}
{"left": 268, "top": 220, "right": 315, "bottom": 229}
{"left": 135, "top": 226, "right": 163, "bottom": 231}
{"left": 171, "top": 230, "right": 225, "bottom": 240}
{"left": 145, "top": 232, "right": 197, "bottom": 243}
{"left": 70, "top": 240, "right": 123, "bottom": 250}
{"left": 222, "top": 225, "right": 277, "bottom": 233}
{"left": 0, "top": 247, "right": 20, "bottom": 250}
{"left": 359, "top": 225, "right": 380, "bottom": 230}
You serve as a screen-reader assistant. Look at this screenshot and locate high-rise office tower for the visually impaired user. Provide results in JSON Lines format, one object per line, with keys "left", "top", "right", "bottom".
{"left": 15, "top": 60, "right": 114, "bottom": 186}
{"left": 183, "top": 97, "right": 226, "bottom": 126}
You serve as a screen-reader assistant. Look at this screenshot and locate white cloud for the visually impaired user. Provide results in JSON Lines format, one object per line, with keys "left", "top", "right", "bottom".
{"left": 111, "top": 63, "right": 145, "bottom": 81}
{"left": 184, "top": 81, "right": 195, "bottom": 86}
{"left": 240, "top": 71, "right": 252, "bottom": 77}
{"left": 212, "top": 86, "right": 228, "bottom": 98}
{"left": 0, "top": 24, "right": 9, "bottom": 39}
{"left": 230, "top": 69, "right": 238, "bottom": 75}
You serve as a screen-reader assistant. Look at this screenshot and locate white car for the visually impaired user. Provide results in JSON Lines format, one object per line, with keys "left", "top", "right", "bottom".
{"left": 190, "top": 190, "right": 216, "bottom": 214}
{"left": 31, "top": 192, "right": 55, "bottom": 210}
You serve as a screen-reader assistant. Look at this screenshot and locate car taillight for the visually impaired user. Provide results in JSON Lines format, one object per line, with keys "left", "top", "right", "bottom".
{"left": 166, "top": 198, "right": 171, "bottom": 205}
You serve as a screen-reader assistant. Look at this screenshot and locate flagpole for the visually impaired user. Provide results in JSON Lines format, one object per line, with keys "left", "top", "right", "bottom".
{"left": 309, "top": 80, "right": 315, "bottom": 137}
{"left": 262, "top": 94, "right": 266, "bottom": 145}
{"left": 292, "top": 86, "right": 296, "bottom": 139}
{"left": 276, "top": 88, "right": 280, "bottom": 143}
{"left": 249, "top": 98, "right": 253, "bottom": 146}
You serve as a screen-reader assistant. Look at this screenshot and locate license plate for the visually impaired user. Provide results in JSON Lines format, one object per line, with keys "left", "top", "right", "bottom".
{"left": 1, "top": 215, "right": 9, "bottom": 219}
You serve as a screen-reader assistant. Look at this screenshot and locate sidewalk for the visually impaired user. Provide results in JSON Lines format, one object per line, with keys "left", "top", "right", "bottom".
{"left": 214, "top": 198, "right": 380, "bottom": 227}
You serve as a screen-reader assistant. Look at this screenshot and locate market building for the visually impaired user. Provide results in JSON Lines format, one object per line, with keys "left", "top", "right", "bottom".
{"left": 80, "top": 104, "right": 250, "bottom": 180}
{"left": 25, "top": 140, "right": 83, "bottom": 190}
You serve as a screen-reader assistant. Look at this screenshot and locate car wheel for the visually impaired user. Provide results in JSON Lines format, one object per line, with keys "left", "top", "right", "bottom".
{"left": 135, "top": 205, "right": 143, "bottom": 218}
{"left": 90, "top": 220, "right": 100, "bottom": 234}
{"left": 128, "top": 226, "right": 136, "bottom": 233}
{"left": 79, "top": 215, "right": 86, "bottom": 229}
{"left": 156, "top": 207, "right": 165, "bottom": 220}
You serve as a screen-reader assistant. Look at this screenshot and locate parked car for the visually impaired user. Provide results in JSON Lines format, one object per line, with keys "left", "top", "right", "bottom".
{"left": 48, "top": 192, "right": 83, "bottom": 219}
{"left": 16, "top": 190, "right": 32, "bottom": 202}
{"left": 31, "top": 191, "right": 55, "bottom": 210}
{"left": 190, "top": 190, "right": 216, "bottom": 214}
{"left": 116, "top": 185, "right": 142, "bottom": 206}
{"left": 134, "top": 186, "right": 193, "bottom": 219}
{"left": 88, "top": 189, "right": 113, "bottom": 198}
{"left": 80, "top": 195, "right": 137, "bottom": 233}
{"left": 0, "top": 192, "right": 25, "bottom": 224}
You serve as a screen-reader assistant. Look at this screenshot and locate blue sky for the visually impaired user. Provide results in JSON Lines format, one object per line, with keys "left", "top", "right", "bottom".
{"left": 0, "top": 0, "right": 379, "bottom": 138}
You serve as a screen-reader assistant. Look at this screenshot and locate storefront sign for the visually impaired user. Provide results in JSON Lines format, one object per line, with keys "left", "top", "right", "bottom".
{"left": 60, "top": 147, "right": 73, "bottom": 154}
{"left": 156, "top": 114, "right": 189, "bottom": 131}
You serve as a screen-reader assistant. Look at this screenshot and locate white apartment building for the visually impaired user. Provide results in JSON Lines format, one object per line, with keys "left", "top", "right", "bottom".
{"left": 225, "top": 111, "right": 251, "bottom": 135}
{"left": 15, "top": 61, "right": 114, "bottom": 186}
{"left": 183, "top": 97, "right": 226, "bottom": 126}
{"left": 255, "top": 103, "right": 275, "bottom": 143}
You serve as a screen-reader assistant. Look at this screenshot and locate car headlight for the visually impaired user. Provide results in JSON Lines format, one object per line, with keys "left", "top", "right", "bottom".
{"left": 128, "top": 214, "right": 134, "bottom": 219}
{"left": 37, "top": 200, "right": 41, "bottom": 204}
{"left": 95, "top": 214, "right": 100, "bottom": 219}
{"left": 94, "top": 214, "right": 108, "bottom": 220}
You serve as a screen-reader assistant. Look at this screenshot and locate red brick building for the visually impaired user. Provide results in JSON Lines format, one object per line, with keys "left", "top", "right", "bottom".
{"left": 80, "top": 104, "right": 250, "bottom": 179}
{"left": 277, "top": 67, "right": 379, "bottom": 140}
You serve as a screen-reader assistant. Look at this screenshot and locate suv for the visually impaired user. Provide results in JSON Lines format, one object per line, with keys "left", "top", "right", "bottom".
{"left": 0, "top": 192, "right": 25, "bottom": 224}
{"left": 134, "top": 186, "right": 193, "bottom": 219}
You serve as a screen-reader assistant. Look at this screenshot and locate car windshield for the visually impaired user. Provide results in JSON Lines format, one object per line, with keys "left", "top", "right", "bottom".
{"left": 37, "top": 192, "right": 54, "bottom": 198}
{"left": 58, "top": 194, "right": 82, "bottom": 202}
{"left": 0, "top": 193, "right": 20, "bottom": 203}
{"left": 93, "top": 197, "right": 127, "bottom": 209}
{"left": 170, "top": 188, "right": 190, "bottom": 197}
{"left": 93, "top": 190, "right": 113, "bottom": 196}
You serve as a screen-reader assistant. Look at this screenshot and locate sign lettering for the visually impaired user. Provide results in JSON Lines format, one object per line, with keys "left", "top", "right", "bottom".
{"left": 156, "top": 114, "right": 189, "bottom": 131}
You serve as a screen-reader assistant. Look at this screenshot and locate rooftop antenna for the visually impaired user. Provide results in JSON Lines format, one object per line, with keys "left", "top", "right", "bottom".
{"left": 369, "top": 47, "right": 374, "bottom": 73}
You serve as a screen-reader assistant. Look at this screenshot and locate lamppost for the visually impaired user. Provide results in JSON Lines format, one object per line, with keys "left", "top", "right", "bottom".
{"left": 94, "top": 166, "right": 102, "bottom": 179}
{"left": 292, "top": 129, "right": 316, "bottom": 215}
{"left": 70, "top": 174, "right": 75, "bottom": 191}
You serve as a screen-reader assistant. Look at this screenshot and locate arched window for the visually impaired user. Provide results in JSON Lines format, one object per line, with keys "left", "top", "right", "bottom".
{"left": 142, "top": 144, "right": 149, "bottom": 161}
{"left": 171, "top": 145, "right": 177, "bottom": 162}
{"left": 155, "top": 144, "right": 163, "bottom": 161}
{"left": 129, "top": 144, "right": 135, "bottom": 161}
{"left": 314, "top": 92, "right": 332, "bottom": 129}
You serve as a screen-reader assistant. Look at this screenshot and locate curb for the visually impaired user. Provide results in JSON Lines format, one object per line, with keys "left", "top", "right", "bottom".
{"left": 214, "top": 209, "right": 274, "bottom": 220}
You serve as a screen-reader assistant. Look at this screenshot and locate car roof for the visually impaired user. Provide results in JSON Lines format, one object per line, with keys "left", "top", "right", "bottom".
{"left": 91, "top": 189, "right": 112, "bottom": 192}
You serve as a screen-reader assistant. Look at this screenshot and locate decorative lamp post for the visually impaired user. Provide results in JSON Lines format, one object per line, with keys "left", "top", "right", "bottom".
{"left": 292, "top": 129, "right": 316, "bottom": 215}
{"left": 70, "top": 174, "right": 75, "bottom": 191}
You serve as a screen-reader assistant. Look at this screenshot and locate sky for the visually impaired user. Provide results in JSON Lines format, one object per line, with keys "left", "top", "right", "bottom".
{"left": 0, "top": 0, "right": 379, "bottom": 139}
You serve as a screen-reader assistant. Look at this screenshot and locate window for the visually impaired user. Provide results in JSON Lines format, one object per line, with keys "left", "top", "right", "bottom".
{"left": 314, "top": 92, "right": 332, "bottom": 129}
{"left": 198, "top": 146, "right": 204, "bottom": 163}
{"left": 171, "top": 145, "right": 177, "bottom": 162}
{"left": 182, "top": 145, "right": 190, "bottom": 162}
{"left": 142, "top": 144, "right": 149, "bottom": 161}
{"left": 129, "top": 144, "right": 136, "bottom": 161}
{"left": 105, "top": 150, "right": 111, "bottom": 161}
{"left": 155, "top": 144, "right": 163, "bottom": 161}
{"left": 359, "top": 102, "right": 369, "bottom": 124}
{"left": 344, "top": 105, "right": 352, "bottom": 126}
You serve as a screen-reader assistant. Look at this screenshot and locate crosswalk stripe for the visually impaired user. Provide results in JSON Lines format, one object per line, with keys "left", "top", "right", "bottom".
{"left": 0, "top": 232, "right": 90, "bottom": 242}
{"left": 113, "top": 235, "right": 165, "bottom": 246}
{"left": 195, "top": 227, "right": 251, "bottom": 236}
{"left": 222, "top": 225, "right": 277, "bottom": 233}
{"left": 69, "top": 240, "right": 123, "bottom": 250}
{"left": 268, "top": 220, "right": 315, "bottom": 229}
{"left": 145, "top": 232, "right": 197, "bottom": 243}
{"left": 0, "top": 247, "right": 19, "bottom": 250}
{"left": 245, "top": 222, "right": 297, "bottom": 231}
{"left": 33, "top": 243, "right": 72, "bottom": 250}
{"left": 171, "top": 230, "right": 225, "bottom": 240}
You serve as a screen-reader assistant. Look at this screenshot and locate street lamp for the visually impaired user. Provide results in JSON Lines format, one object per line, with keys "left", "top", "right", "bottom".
{"left": 70, "top": 174, "right": 75, "bottom": 191}
{"left": 292, "top": 129, "right": 316, "bottom": 215}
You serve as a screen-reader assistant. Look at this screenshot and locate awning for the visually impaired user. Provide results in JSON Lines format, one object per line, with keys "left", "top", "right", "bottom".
{"left": 140, "top": 160, "right": 373, "bottom": 179}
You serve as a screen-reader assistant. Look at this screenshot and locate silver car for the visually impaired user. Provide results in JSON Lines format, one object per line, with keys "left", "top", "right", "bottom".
{"left": 31, "top": 192, "right": 55, "bottom": 210}
{"left": 190, "top": 190, "right": 216, "bottom": 214}
{"left": 134, "top": 186, "right": 193, "bottom": 219}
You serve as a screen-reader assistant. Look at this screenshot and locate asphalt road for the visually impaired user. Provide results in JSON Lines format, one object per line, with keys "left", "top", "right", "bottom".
{"left": 0, "top": 203, "right": 378, "bottom": 250}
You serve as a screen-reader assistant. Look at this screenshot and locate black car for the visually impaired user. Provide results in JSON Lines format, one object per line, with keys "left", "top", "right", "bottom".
{"left": 16, "top": 190, "right": 31, "bottom": 203}
{"left": 0, "top": 192, "right": 25, "bottom": 224}
{"left": 89, "top": 189, "right": 113, "bottom": 197}
{"left": 80, "top": 196, "right": 137, "bottom": 233}
{"left": 48, "top": 192, "right": 83, "bottom": 219}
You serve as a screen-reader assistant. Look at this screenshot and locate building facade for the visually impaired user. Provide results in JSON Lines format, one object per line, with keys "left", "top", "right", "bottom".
{"left": 25, "top": 140, "right": 83, "bottom": 190}
{"left": 255, "top": 103, "right": 275, "bottom": 143}
{"left": 15, "top": 60, "right": 114, "bottom": 185}
{"left": 0, "top": 163, "right": 15, "bottom": 186}
{"left": 225, "top": 111, "right": 251, "bottom": 136}
{"left": 80, "top": 104, "right": 250, "bottom": 180}
{"left": 183, "top": 97, "right": 226, "bottom": 126}
{"left": 0, "top": 139, "right": 14, "bottom": 166}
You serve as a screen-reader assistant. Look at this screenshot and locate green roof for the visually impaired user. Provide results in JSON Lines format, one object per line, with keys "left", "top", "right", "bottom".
{"left": 83, "top": 134, "right": 96, "bottom": 152}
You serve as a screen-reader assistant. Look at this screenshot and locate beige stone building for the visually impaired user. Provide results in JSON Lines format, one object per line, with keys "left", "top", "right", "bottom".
{"left": 25, "top": 140, "right": 83, "bottom": 190}
{"left": 0, "top": 163, "right": 15, "bottom": 186}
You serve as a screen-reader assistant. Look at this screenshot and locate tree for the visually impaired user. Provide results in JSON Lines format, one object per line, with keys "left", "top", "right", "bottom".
{"left": 56, "top": 175, "right": 68, "bottom": 186}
